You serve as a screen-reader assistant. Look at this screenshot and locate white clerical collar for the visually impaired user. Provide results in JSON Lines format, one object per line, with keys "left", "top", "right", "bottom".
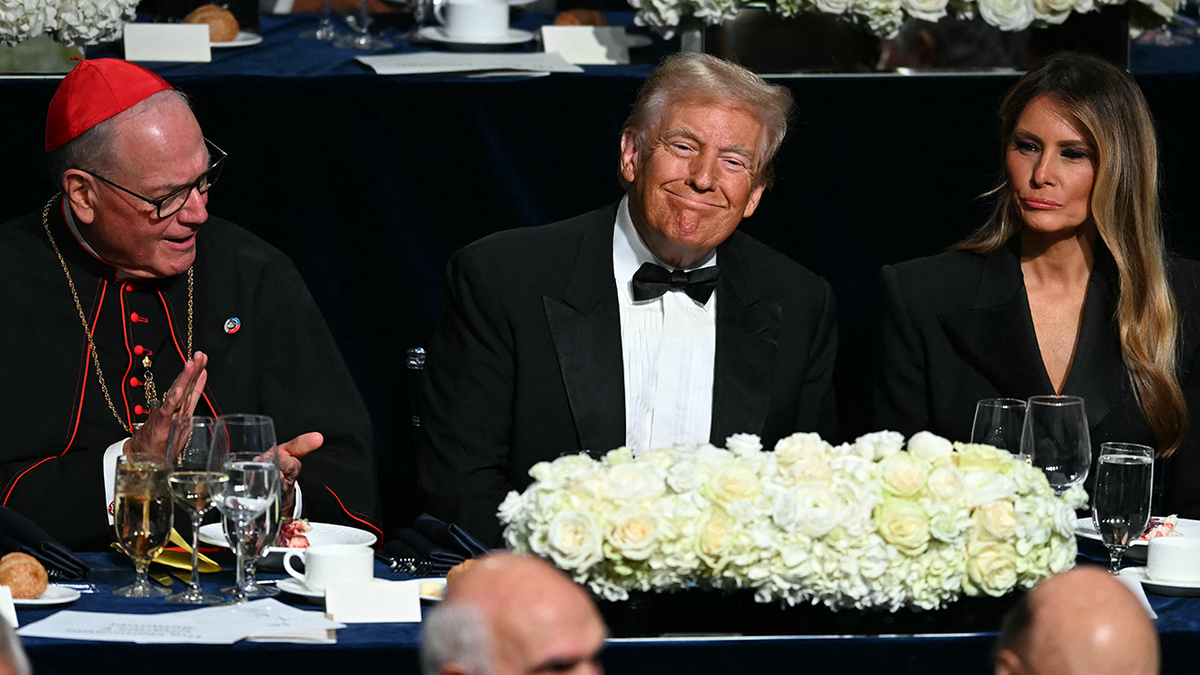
{"left": 62, "top": 199, "right": 136, "bottom": 279}
{"left": 613, "top": 194, "right": 717, "bottom": 294}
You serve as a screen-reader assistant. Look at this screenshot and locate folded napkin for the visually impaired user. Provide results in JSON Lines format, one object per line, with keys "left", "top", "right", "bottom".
{"left": 0, "top": 506, "right": 89, "bottom": 581}
{"left": 153, "top": 529, "right": 221, "bottom": 573}
{"left": 383, "top": 514, "right": 489, "bottom": 576}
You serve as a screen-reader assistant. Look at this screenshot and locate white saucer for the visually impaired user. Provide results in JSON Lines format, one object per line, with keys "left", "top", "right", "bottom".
{"left": 277, "top": 578, "right": 324, "bottom": 599}
{"left": 13, "top": 585, "right": 81, "bottom": 607}
{"left": 418, "top": 26, "right": 534, "bottom": 46}
{"left": 1123, "top": 566, "right": 1200, "bottom": 596}
{"left": 212, "top": 31, "right": 263, "bottom": 48}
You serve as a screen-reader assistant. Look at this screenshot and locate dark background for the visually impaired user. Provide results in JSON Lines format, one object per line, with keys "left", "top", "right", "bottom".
{"left": 4, "top": 64, "right": 1199, "bottom": 536}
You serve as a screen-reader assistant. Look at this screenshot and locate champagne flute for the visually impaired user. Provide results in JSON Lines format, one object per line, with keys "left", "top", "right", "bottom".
{"left": 211, "top": 414, "right": 281, "bottom": 604}
{"left": 1092, "top": 442, "right": 1154, "bottom": 574}
{"left": 164, "top": 415, "right": 228, "bottom": 605}
{"left": 970, "top": 398, "right": 1026, "bottom": 452}
{"left": 1020, "top": 395, "right": 1092, "bottom": 495}
{"left": 112, "top": 454, "right": 173, "bottom": 597}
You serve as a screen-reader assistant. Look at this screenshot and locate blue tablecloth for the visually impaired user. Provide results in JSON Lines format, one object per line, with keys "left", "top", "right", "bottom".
{"left": 15, "top": 553, "right": 1200, "bottom": 675}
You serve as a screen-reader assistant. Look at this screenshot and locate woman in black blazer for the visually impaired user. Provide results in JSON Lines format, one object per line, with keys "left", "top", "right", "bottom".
{"left": 874, "top": 53, "right": 1200, "bottom": 517}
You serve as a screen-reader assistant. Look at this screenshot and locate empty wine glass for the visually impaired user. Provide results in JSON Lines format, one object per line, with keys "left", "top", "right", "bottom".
{"left": 970, "top": 398, "right": 1027, "bottom": 452}
{"left": 335, "top": 0, "right": 394, "bottom": 50}
{"left": 1092, "top": 442, "right": 1154, "bottom": 574}
{"left": 211, "top": 414, "right": 281, "bottom": 604}
{"left": 300, "top": 0, "right": 337, "bottom": 40}
{"left": 1020, "top": 395, "right": 1091, "bottom": 495}
{"left": 113, "top": 453, "right": 173, "bottom": 597}
{"left": 165, "top": 415, "right": 228, "bottom": 605}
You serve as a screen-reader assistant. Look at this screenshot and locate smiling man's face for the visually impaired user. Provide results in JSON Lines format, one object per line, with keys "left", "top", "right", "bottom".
{"left": 620, "top": 98, "right": 767, "bottom": 269}
{"left": 71, "top": 92, "right": 209, "bottom": 279}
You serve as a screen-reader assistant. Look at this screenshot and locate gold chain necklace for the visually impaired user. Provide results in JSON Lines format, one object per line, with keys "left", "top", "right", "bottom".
{"left": 41, "top": 196, "right": 194, "bottom": 434}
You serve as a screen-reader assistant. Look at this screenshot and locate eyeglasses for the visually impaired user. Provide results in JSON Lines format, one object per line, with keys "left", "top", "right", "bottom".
{"left": 82, "top": 139, "right": 227, "bottom": 219}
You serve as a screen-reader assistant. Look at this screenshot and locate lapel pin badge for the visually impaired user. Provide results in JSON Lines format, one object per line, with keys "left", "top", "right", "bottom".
{"left": 224, "top": 317, "right": 241, "bottom": 334}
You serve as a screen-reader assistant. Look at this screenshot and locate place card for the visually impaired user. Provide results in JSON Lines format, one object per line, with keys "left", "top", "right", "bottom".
{"left": 324, "top": 580, "right": 421, "bottom": 623}
{"left": 0, "top": 587, "right": 16, "bottom": 628}
{"left": 124, "top": 24, "right": 212, "bottom": 63}
{"left": 541, "top": 26, "right": 629, "bottom": 65}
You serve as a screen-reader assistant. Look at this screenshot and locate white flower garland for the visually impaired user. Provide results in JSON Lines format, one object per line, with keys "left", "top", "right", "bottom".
{"left": 500, "top": 430, "right": 1086, "bottom": 611}
{"left": 1, "top": 0, "right": 136, "bottom": 47}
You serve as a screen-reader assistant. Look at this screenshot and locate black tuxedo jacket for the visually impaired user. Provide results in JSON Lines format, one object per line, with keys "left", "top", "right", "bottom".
{"left": 418, "top": 203, "right": 838, "bottom": 545}
{"left": 874, "top": 237, "right": 1200, "bottom": 516}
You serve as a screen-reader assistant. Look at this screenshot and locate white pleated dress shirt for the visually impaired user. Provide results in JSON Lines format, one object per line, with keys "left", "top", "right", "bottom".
{"left": 612, "top": 196, "right": 716, "bottom": 456}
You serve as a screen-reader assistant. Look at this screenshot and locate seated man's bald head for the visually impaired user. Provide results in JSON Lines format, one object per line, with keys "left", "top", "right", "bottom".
{"left": 423, "top": 553, "right": 606, "bottom": 675}
{"left": 995, "top": 566, "right": 1158, "bottom": 675}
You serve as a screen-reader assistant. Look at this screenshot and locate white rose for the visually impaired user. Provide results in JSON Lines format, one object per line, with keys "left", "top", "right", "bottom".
{"left": 794, "top": 485, "right": 843, "bottom": 538}
{"left": 928, "top": 507, "right": 970, "bottom": 544}
{"left": 902, "top": 0, "right": 949, "bottom": 21}
{"left": 770, "top": 490, "right": 801, "bottom": 532}
{"left": 545, "top": 511, "right": 602, "bottom": 571}
{"left": 963, "top": 471, "right": 1017, "bottom": 507}
{"left": 855, "top": 431, "right": 905, "bottom": 462}
{"left": 708, "top": 463, "right": 763, "bottom": 503}
{"left": 977, "top": 0, "right": 1033, "bottom": 31}
{"left": 1032, "top": 0, "right": 1073, "bottom": 23}
{"left": 496, "top": 490, "right": 525, "bottom": 525}
{"left": 725, "top": 433, "right": 763, "bottom": 457}
{"left": 973, "top": 499, "right": 1018, "bottom": 541}
{"left": 790, "top": 458, "right": 834, "bottom": 485}
{"left": 908, "top": 432, "right": 954, "bottom": 463}
{"left": 1052, "top": 501, "right": 1077, "bottom": 538}
{"left": 879, "top": 452, "right": 932, "bottom": 498}
{"left": 695, "top": 508, "right": 738, "bottom": 568}
{"left": 602, "top": 463, "right": 666, "bottom": 501}
{"left": 665, "top": 460, "right": 705, "bottom": 493}
{"left": 964, "top": 542, "right": 1018, "bottom": 597}
{"left": 813, "top": 0, "right": 854, "bottom": 14}
{"left": 605, "top": 509, "right": 659, "bottom": 561}
{"left": 774, "top": 432, "right": 832, "bottom": 464}
{"left": 926, "top": 466, "right": 966, "bottom": 503}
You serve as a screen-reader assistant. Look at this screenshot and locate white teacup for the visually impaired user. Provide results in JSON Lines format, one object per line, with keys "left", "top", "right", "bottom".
{"left": 283, "top": 544, "right": 373, "bottom": 593}
{"left": 1146, "top": 537, "right": 1200, "bottom": 583}
{"left": 435, "top": 0, "right": 508, "bottom": 41}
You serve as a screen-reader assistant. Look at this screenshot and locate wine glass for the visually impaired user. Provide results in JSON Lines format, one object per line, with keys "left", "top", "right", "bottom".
{"left": 970, "top": 398, "right": 1027, "bottom": 452}
{"left": 1092, "top": 442, "right": 1155, "bottom": 574}
{"left": 211, "top": 414, "right": 281, "bottom": 604}
{"left": 1020, "top": 395, "right": 1092, "bottom": 495}
{"left": 164, "top": 415, "right": 227, "bottom": 605}
{"left": 221, "top": 495, "right": 282, "bottom": 598}
{"left": 335, "top": 0, "right": 394, "bottom": 50}
{"left": 300, "top": 0, "right": 337, "bottom": 40}
{"left": 112, "top": 453, "right": 173, "bottom": 597}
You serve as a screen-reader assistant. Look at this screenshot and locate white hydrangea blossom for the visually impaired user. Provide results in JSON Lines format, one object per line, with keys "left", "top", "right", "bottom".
{"left": 55, "top": 0, "right": 136, "bottom": 45}
{"left": 500, "top": 431, "right": 1079, "bottom": 612}
{"left": 0, "top": 0, "right": 56, "bottom": 47}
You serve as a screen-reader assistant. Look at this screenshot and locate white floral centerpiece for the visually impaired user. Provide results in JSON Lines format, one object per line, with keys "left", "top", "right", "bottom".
{"left": 1, "top": 0, "right": 137, "bottom": 47}
{"left": 629, "top": 0, "right": 1180, "bottom": 39}
{"left": 499, "top": 431, "right": 1086, "bottom": 612}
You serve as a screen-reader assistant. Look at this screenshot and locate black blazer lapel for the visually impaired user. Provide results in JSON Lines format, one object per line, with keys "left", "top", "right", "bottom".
{"left": 710, "top": 234, "right": 782, "bottom": 445}
{"left": 543, "top": 205, "right": 626, "bottom": 455}
{"left": 937, "top": 239, "right": 1053, "bottom": 399}
{"left": 1062, "top": 254, "right": 1130, "bottom": 431}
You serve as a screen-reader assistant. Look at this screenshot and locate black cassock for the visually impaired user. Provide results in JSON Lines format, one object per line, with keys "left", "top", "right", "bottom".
{"left": 0, "top": 200, "right": 381, "bottom": 551}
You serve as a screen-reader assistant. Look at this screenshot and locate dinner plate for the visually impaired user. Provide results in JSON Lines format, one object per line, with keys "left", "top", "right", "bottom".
{"left": 1075, "top": 517, "right": 1200, "bottom": 546}
{"left": 212, "top": 31, "right": 263, "bottom": 48}
{"left": 13, "top": 585, "right": 81, "bottom": 607}
{"left": 418, "top": 26, "right": 534, "bottom": 46}
{"left": 1122, "top": 566, "right": 1200, "bottom": 597}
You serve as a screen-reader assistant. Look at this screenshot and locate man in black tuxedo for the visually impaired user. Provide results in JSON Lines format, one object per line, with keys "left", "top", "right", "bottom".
{"left": 418, "top": 53, "right": 837, "bottom": 545}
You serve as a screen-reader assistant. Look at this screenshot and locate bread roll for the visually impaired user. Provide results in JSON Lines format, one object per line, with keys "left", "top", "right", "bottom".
{"left": 184, "top": 4, "right": 240, "bottom": 43}
{"left": 446, "top": 558, "right": 476, "bottom": 586}
{"left": 0, "top": 552, "right": 48, "bottom": 600}
{"left": 553, "top": 8, "right": 608, "bottom": 26}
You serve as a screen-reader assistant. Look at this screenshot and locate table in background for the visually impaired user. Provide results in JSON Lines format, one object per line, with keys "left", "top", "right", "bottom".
{"left": 4, "top": 18, "right": 1200, "bottom": 536}
{"left": 16, "top": 554, "right": 1200, "bottom": 675}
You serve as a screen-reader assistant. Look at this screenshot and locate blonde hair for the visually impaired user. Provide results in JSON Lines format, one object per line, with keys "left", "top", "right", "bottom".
{"left": 623, "top": 52, "right": 794, "bottom": 187}
{"left": 957, "top": 52, "right": 1187, "bottom": 456}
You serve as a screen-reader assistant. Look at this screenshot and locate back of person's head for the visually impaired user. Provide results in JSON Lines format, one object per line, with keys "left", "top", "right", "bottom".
{"left": 884, "top": 17, "right": 1028, "bottom": 70}
{"left": 421, "top": 602, "right": 493, "bottom": 675}
{"left": 993, "top": 567, "right": 1159, "bottom": 675}
{"left": 0, "top": 619, "right": 32, "bottom": 675}
{"left": 622, "top": 53, "right": 794, "bottom": 187}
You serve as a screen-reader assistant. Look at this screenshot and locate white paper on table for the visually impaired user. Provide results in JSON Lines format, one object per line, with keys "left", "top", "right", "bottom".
{"left": 1117, "top": 568, "right": 1159, "bottom": 620}
{"left": 17, "top": 599, "right": 345, "bottom": 644}
{"left": 246, "top": 628, "right": 337, "bottom": 644}
{"left": 325, "top": 579, "right": 422, "bottom": 623}
{"left": 355, "top": 52, "right": 584, "bottom": 76}
{"left": 541, "top": 26, "right": 629, "bottom": 65}
{"left": 0, "top": 587, "right": 16, "bottom": 628}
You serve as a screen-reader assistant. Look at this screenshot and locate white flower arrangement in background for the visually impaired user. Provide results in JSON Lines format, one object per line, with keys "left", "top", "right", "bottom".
{"left": 500, "top": 430, "right": 1085, "bottom": 612}
{"left": 627, "top": 0, "right": 1181, "bottom": 38}
{"left": 0, "top": 0, "right": 136, "bottom": 47}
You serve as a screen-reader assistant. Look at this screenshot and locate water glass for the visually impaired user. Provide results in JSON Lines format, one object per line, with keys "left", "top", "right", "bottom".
{"left": 1092, "top": 442, "right": 1155, "bottom": 574}
{"left": 1020, "top": 395, "right": 1091, "bottom": 495}
{"left": 970, "top": 398, "right": 1026, "bottom": 452}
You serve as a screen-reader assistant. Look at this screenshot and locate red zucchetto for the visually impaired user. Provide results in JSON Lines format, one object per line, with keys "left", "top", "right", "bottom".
{"left": 44, "top": 58, "right": 173, "bottom": 153}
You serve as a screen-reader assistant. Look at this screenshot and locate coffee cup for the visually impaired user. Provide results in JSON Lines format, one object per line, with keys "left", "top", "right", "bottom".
{"left": 1146, "top": 537, "right": 1200, "bottom": 583}
{"left": 283, "top": 544, "right": 373, "bottom": 593}
{"left": 435, "top": 0, "right": 508, "bottom": 41}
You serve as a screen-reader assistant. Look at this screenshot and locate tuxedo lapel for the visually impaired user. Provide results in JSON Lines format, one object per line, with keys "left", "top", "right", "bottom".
{"left": 937, "top": 239, "right": 1053, "bottom": 400}
{"left": 543, "top": 205, "right": 626, "bottom": 455}
{"left": 710, "top": 234, "right": 782, "bottom": 445}
{"left": 1062, "top": 255, "right": 1129, "bottom": 431}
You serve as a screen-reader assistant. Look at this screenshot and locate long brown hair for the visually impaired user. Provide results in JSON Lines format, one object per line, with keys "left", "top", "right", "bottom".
{"left": 956, "top": 52, "right": 1188, "bottom": 456}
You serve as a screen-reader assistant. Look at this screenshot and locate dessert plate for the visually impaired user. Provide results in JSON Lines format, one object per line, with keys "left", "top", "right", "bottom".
{"left": 13, "top": 585, "right": 81, "bottom": 607}
{"left": 418, "top": 26, "right": 534, "bottom": 46}
{"left": 212, "top": 31, "right": 263, "bottom": 48}
{"left": 1122, "top": 566, "right": 1200, "bottom": 597}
